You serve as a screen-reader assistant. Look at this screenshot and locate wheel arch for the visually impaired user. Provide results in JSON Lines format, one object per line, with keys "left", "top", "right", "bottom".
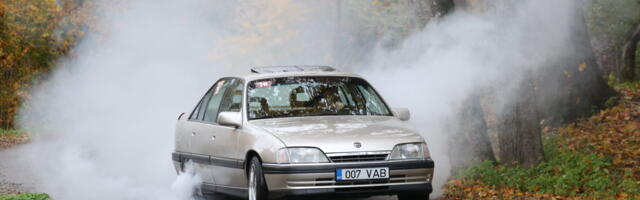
{"left": 244, "top": 150, "right": 261, "bottom": 179}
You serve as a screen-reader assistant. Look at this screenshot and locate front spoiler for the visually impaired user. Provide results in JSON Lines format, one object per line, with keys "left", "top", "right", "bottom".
{"left": 270, "top": 183, "right": 432, "bottom": 198}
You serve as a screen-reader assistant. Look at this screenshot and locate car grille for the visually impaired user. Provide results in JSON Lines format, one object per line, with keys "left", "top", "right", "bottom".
{"left": 327, "top": 152, "right": 389, "bottom": 163}
{"left": 286, "top": 173, "right": 432, "bottom": 188}
{"left": 309, "top": 175, "right": 415, "bottom": 187}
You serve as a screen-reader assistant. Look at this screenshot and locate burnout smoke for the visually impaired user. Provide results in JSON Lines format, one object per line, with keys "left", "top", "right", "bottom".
{"left": 172, "top": 161, "right": 202, "bottom": 200}
{"left": 362, "top": 0, "right": 580, "bottom": 196}
{"left": 7, "top": 0, "right": 584, "bottom": 199}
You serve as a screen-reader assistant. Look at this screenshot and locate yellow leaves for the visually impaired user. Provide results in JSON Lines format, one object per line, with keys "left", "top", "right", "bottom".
{"left": 1, "top": 0, "right": 93, "bottom": 128}
{"left": 619, "top": 193, "right": 630, "bottom": 199}
{"left": 621, "top": 121, "right": 638, "bottom": 132}
{"left": 27, "top": 4, "right": 38, "bottom": 12}
{"left": 554, "top": 83, "right": 640, "bottom": 187}
{"left": 565, "top": 63, "right": 587, "bottom": 77}
{"left": 443, "top": 180, "right": 571, "bottom": 200}
{"left": 449, "top": 83, "right": 640, "bottom": 199}
{"left": 578, "top": 63, "right": 587, "bottom": 72}
{"left": 449, "top": 179, "right": 463, "bottom": 186}
{"left": 613, "top": 154, "right": 623, "bottom": 165}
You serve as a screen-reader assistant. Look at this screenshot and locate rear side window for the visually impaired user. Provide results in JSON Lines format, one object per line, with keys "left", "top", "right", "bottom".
{"left": 188, "top": 102, "right": 201, "bottom": 120}
{"left": 196, "top": 90, "right": 214, "bottom": 120}
{"left": 189, "top": 81, "right": 219, "bottom": 121}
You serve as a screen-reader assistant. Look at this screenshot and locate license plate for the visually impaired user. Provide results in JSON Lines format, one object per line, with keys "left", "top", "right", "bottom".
{"left": 336, "top": 167, "right": 389, "bottom": 180}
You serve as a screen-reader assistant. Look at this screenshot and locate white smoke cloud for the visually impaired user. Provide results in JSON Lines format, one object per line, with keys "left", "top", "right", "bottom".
{"left": 14, "top": 0, "right": 223, "bottom": 199}
{"left": 7, "top": 0, "right": 583, "bottom": 199}
{"left": 11, "top": 0, "right": 338, "bottom": 199}
{"left": 171, "top": 161, "right": 202, "bottom": 200}
{"left": 362, "top": 0, "right": 580, "bottom": 196}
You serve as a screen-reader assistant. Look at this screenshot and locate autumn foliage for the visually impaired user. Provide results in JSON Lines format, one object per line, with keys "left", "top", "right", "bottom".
{"left": 443, "top": 83, "right": 640, "bottom": 199}
{"left": 0, "top": 0, "right": 91, "bottom": 129}
{"left": 561, "top": 83, "right": 640, "bottom": 177}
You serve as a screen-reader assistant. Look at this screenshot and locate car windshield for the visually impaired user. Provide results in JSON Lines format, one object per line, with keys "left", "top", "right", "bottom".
{"left": 247, "top": 76, "right": 392, "bottom": 120}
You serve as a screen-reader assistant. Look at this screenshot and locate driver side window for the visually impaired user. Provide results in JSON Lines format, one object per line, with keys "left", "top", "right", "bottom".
{"left": 203, "top": 80, "right": 228, "bottom": 123}
{"left": 202, "top": 78, "right": 243, "bottom": 123}
{"left": 219, "top": 80, "right": 244, "bottom": 113}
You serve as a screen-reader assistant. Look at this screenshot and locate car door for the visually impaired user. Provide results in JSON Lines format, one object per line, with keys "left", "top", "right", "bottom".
{"left": 183, "top": 82, "right": 217, "bottom": 185}
{"left": 198, "top": 78, "right": 245, "bottom": 188}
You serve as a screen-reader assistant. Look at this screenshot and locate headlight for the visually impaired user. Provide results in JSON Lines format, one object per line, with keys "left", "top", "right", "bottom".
{"left": 387, "top": 143, "right": 430, "bottom": 160}
{"left": 276, "top": 147, "right": 329, "bottom": 164}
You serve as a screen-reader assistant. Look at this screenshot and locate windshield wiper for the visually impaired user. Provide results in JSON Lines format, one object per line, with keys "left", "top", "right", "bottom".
{"left": 249, "top": 116, "right": 278, "bottom": 120}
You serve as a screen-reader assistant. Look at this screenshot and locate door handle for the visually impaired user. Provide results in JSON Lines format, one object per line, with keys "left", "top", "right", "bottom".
{"left": 191, "top": 131, "right": 196, "bottom": 136}
{"left": 211, "top": 136, "right": 216, "bottom": 141}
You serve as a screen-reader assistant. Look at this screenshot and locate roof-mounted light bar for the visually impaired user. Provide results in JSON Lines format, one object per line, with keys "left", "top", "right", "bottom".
{"left": 250, "top": 65, "right": 337, "bottom": 74}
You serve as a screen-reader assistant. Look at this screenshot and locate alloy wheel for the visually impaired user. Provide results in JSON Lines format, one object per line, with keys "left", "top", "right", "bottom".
{"left": 249, "top": 163, "right": 257, "bottom": 200}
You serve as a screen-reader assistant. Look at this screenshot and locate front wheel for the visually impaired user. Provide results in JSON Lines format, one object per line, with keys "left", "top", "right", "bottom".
{"left": 398, "top": 193, "right": 429, "bottom": 200}
{"left": 248, "top": 157, "right": 269, "bottom": 200}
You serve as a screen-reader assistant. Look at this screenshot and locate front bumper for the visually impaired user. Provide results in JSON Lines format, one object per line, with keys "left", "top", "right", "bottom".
{"left": 262, "top": 159, "right": 434, "bottom": 198}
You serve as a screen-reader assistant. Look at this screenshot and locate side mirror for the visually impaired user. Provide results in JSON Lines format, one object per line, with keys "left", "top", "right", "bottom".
{"left": 393, "top": 108, "right": 410, "bottom": 121}
{"left": 218, "top": 112, "right": 242, "bottom": 128}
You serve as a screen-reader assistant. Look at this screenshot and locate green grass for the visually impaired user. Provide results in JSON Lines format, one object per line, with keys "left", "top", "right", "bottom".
{"left": 0, "top": 193, "right": 50, "bottom": 200}
{"left": 0, "top": 129, "right": 24, "bottom": 136}
{"left": 460, "top": 135, "right": 640, "bottom": 198}
{"left": 612, "top": 80, "right": 640, "bottom": 91}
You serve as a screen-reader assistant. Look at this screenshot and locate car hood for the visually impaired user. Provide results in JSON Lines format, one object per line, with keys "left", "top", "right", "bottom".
{"left": 248, "top": 116, "right": 424, "bottom": 153}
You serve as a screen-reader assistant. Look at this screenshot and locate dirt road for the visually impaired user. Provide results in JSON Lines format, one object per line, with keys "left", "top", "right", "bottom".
{"left": 0, "top": 142, "right": 402, "bottom": 199}
{"left": 202, "top": 193, "right": 398, "bottom": 200}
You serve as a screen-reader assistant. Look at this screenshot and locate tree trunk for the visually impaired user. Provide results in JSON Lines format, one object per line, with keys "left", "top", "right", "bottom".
{"left": 498, "top": 75, "right": 544, "bottom": 168}
{"left": 535, "top": 1, "right": 615, "bottom": 125}
{"left": 621, "top": 23, "right": 640, "bottom": 82}
{"left": 431, "top": 0, "right": 455, "bottom": 18}
{"left": 449, "top": 93, "right": 496, "bottom": 176}
{"left": 453, "top": 0, "right": 469, "bottom": 8}
{"left": 496, "top": 0, "right": 613, "bottom": 168}
{"left": 590, "top": 32, "right": 618, "bottom": 77}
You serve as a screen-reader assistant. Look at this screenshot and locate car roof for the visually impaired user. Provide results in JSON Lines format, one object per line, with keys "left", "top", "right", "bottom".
{"left": 229, "top": 66, "right": 363, "bottom": 82}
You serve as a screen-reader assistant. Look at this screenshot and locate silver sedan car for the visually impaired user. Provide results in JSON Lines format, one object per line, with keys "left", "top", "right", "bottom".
{"left": 172, "top": 66, "right": 434, "bottom": 200}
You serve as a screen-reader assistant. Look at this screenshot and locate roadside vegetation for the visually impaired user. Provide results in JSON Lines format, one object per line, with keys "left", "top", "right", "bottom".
{"left": 443, "top": 82, "right": 640, "bottom": 199}
{"left": 0, "top": 193, "right": 50, "bottom": 200}
{"left": 0, "top": 129, "right": 28, "bottom": 150}
{"left": 0, "top": 0, "right": 92, "bottom": 130}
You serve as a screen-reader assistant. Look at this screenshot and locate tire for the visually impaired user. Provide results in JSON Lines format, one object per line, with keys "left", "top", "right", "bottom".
{"left": 398, "top": 193, "right": 429, "bottom": 200}
{"left": 179, "top": 159, "right": 186, "bottom": 172}
{"left": 248, "top": 157, "right": 269, "bottom": 200}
